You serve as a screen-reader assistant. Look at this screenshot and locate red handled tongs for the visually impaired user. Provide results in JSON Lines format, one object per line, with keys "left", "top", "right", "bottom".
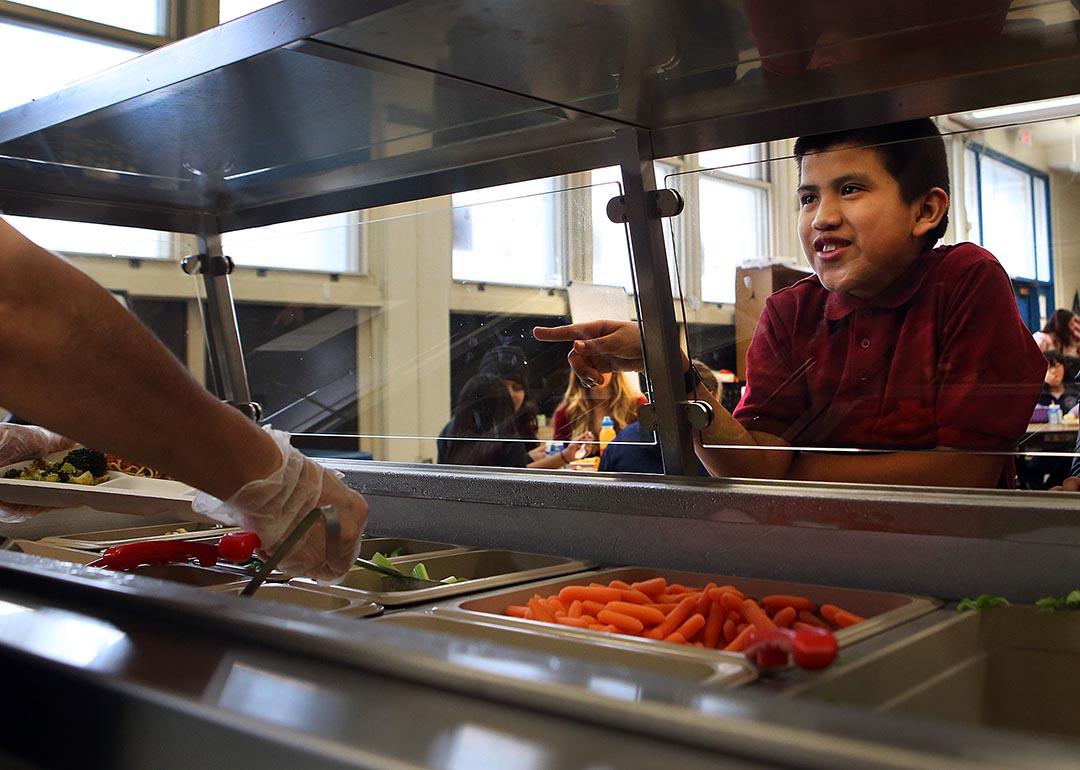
{"left": 743, "top": 626, "right": 839, "bottom": 672}
{"left": 88, "top": 532, "right": 260, "bottom": 571}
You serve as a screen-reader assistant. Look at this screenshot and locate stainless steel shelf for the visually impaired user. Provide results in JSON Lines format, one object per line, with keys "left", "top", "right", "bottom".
{"left": 1, "top": 1, "right": 1078, "bottom": 232}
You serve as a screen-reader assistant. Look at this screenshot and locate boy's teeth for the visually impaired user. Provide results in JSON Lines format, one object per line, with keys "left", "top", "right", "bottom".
{"left": 822, "top": 243, "right": 836, "bottom": 252}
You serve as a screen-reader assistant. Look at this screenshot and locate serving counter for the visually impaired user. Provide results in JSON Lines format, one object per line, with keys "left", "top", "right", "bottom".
{"left": 2, "top": 1, "right": 1080, "bottom": 767}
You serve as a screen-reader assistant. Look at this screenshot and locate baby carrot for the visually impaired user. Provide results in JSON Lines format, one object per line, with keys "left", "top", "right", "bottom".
{"left": 819, "top": 604, "right": 841, "bottom": 624}
{"left": 597, "top": 608, "right": 645, "bottom": 634}
{"left": 707, "top": 586, "right": 745, "bottom": 603}
{"left": 580, "top": 615, "right": 598, "bottom": 625}
{"left": 568, "top": 600, "right": 583, "bottom": 619}
{"left": 742, "top": 599, "right": 775, "bottom": 631}
{"left": 654, "top": 603, "right": 680, "bottom": 614}
{"left": 505, "top": 605, "right": 528, "bottom": 618}
{"left": 546, "top": 598, "right": 567, "bottom": 617}
{"left": 590, "top": 624, "right": 619, "bottom": 633}
{"left": 761, "top": 594, "right": 817, "bottom": 613}
{"left": 560, "top": 585, "right": 622, "bottom": 604}
{"left": 833, "top": 609, "right": 865, "bottom": 628}
{"left": 630, "top": 577, "right": 667, "bottom": 596}
{"left": 618, "top": 589, "right": 652, "bottom": 605}
{"left": 608, "top": 579, "right": 633, "bottom": 590}
{"left": 773, "top": 606, "right": 797, "bottom": 628}
{"left": 792, "top": 621, "right": 818, "bottom": 632}
{"left": 694, "top": 583, "right": 717, "bottom": 615}
{"left": 644, "top": 628, "right": 664, "bottom": 640}
{"left": 652, "top": 596, "right": 697, "bottom": 639}
{"left": 798, "top": 610, "right": 828, "bottom": 628}
{"left": 675, "top": 613, "right": 707, "bottom": 642}
{"left": 555, "top": 616, "right": 591, "bottom": 628}
{"left": 692, "top": 641, "right": 704, "bottom": 648}
{"left": 736, "top": 622, "right": 748, "bottom": 634}
{"left": 703, "top": 601, "right": 725, "bottom": 649}
{"left": 582, "top": 600, "right": 607, "bottom": 617}
{"left": 722, "top": 618, "right": 737, "bottom": 644}
{"left": 719, "top": 592, "right": 745, "bottom": 613}
{"left": 605, "top": 601, "right": 665, "bottom": 626}
{"left": 724, "top": 624, "right": 756, "bottom": 652}
{"left": 663, "top": 632, "right": 687, "bottom": 644}
{"left": 528, "top": 595, "right": 556, "bottom": 623}
{"left": 667, "top": 583, "right": 691, "bottom": 594}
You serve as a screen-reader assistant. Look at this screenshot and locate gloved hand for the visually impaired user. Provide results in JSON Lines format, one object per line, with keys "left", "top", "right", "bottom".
{"left": 0, "top": 423, "right": 77, "bottom": 467}
{"left": 192, "top": 427, "right": 367, "bottom": 581}
{"left": 0, "top": 423, "right": 78, "bottom": 522}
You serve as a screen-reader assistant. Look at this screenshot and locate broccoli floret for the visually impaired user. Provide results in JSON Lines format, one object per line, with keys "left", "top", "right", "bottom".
{"left": 3, "top": 468, "right": 20, "bottom": 479}
{"left": 56, "top": 469, "right": 70, "bottom": 483}
{"left": 61, "top": 448, "right": 107, "bottom": 478}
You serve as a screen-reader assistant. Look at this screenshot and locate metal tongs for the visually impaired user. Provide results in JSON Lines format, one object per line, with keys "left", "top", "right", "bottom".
{"left": 240, "top": 504, "right": 341, "bottom": 596}
{"left": 353, "top": 555, "right": 443, "bottom": 590}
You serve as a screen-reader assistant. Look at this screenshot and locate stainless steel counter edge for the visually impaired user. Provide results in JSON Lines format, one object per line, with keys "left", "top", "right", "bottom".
{"left": 1, "top": 551, "right": 1077, "bottom": 770}
{"left": 325, "top": 461, "right": 1080, "bottom": 602}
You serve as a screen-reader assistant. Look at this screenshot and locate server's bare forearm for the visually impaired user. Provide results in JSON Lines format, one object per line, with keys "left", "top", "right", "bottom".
{"left": 0, "top": 220, "right": 278, "bottom": 499}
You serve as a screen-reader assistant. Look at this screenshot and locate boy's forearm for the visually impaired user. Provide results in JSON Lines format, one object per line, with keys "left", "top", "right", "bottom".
{"left": 788, "top": 449, "right": 1003, "bottom": 488}
{"left": 0, "top": 222, "right": 279, "bottom": 499}
{"left": 689, "top": 385, "right": 795, "bottom": 478}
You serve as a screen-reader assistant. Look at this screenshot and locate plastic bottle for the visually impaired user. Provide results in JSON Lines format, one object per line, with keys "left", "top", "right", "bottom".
{"left": 1049, "top": 404, "right": 1062, "bottom": 425}
{"left": 599, "top": 416, "right": 617, "bottom": 455}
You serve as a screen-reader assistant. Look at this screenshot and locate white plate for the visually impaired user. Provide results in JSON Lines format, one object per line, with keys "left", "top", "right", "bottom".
{"left": 0, "top": 451, "right": 197, "bottom": 517}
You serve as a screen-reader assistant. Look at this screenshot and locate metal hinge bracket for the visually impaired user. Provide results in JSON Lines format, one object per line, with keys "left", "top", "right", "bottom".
{"left": 606, "top": 188, "right": 685, "bottom": 224}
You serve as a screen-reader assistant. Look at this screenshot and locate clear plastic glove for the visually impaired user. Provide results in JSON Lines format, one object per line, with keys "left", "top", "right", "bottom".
{"left": 0, "top": 423, "right": 77, "bottom": 467}
{"left": 0, "top": 423, "right": 78, "bottom": 522}
{"left": 192, "top": 427, "right": 367, "bottom": 581}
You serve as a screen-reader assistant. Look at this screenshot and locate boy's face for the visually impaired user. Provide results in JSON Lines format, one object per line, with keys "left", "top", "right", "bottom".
{"left": 797, "top": 144, "right": 937, "bottom": 299}
{"left": 1046, "top": 362, "right": 1065, "bottom": 388}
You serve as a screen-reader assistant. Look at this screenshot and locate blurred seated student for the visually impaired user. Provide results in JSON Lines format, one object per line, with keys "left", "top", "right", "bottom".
{"left": 478, "top": 344, "right": 539, "bottom": 443}
{"left": 1038, "top": 351, "right": 1080, "bottom": 416}
{"left": 536, "top": 119, "right": 1046, "bottom": 488}
{"left": 552, "top": 369, "right": 645, "bottom": 456}
{"left": 599, "top": 360, "right": 717, "bottom": 475}
{"left": 438, "top": 374, "right": 584, "bottom": 469}
{"left": 1033, "top": 309, "right": 1080, "bottom": 358}
{"left": 0, "top": 218, "right": 366, "bottom": 579}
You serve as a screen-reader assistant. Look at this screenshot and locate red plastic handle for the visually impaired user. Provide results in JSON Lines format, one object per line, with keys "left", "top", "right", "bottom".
{"left": 744, "top": 627, "right": 838, "bottom": 671}
{"left": 89, "top": 540, "right": 219, "bottom": 571}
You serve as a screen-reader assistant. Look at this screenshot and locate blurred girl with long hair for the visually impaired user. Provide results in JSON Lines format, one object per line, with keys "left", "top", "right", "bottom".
{"left": 552, "top": 371, "right": 644, "bottom": 453}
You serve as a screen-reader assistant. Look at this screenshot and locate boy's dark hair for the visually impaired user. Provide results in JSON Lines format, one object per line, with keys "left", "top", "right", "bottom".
{"left": 1045, "top": 350, "right": 1065, "bottom": 367}
{"left": 794, "top": 118, "right": 950, "bottom": 245}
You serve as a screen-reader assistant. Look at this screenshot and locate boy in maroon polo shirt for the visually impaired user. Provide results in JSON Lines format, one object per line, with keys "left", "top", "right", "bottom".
{"left": 536, "top": 119, "right": 1046, "bottom": 488}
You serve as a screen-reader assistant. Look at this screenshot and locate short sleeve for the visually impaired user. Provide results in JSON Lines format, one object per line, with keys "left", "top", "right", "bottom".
{"left": 935, "top": 257, "right": 1046, "bottom": 450}
{"left": 731, "top": 297, "right": 805, "bottom": 439}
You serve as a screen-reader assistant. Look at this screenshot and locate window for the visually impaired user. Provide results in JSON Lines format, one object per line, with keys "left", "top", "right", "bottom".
{"left": 219, "top": 0, "right": 283, "bottom": 23}
{"left": 0, "top": 22, "right": 141, "bottom": 113}
{"left": 0, "top": 5, "right": 166, "bottom": 258}
{"left": 698, "top": 146, "right": 770, "bottom": 304}
{"left": 966, "top": 146, "right": 1052, "bottom": 282}
{"left": 452, "top": 178, "right": 562, "bottom": 286}
{"left": 222, "top": 213, "right": 360, "bottom": 273}
{"left": 10, "top": 1, "right": 161, "bottom": 35}
{"left": 4, "top": 216, "right": 170, "bottom": 259}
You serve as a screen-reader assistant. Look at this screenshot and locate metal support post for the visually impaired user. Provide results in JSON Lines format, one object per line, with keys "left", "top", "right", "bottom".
{"left": 188, "top": 219, "right": 261, "bottom": 421}
{"left": 614, "top": 128, "right": 697, "bottom": 475}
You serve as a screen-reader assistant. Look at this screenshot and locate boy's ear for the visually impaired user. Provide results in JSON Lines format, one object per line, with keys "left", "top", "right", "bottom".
{"left": 911, "top": 187, "right": 949, "bottom": 238}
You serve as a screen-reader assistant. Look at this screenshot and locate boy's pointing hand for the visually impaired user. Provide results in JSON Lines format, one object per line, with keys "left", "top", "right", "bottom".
{"left": 533, "top": 320, "right": 647, "bottom": 387}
